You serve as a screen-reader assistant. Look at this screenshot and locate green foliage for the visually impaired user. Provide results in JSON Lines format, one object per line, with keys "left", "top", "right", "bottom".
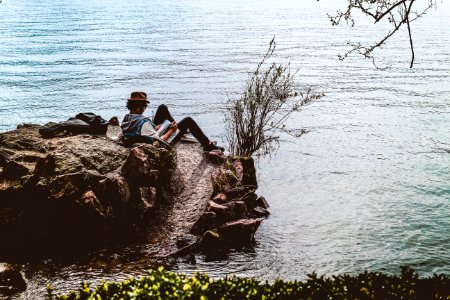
{"left": 48, "top": 266, "right": 450, "bottom": 300}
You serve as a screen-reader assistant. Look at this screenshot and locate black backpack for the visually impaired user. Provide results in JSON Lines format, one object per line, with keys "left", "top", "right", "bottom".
{"left": 39, "top": 113, "right": 109, "bottom": 138}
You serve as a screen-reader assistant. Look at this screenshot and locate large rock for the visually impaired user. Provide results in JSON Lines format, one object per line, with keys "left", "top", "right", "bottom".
{"left": 0, "top": 263, "right": 26, "bottom": 297}
{"left": 227, "top": 156, "right": 257, "bottom": 188}
{"left": 198, "top": 230, "right": 223, "bottom": 250}
{"left": 206, "top": 201, "right": 229, "bottom": 221}
{"left": 190, "top": 211, "right": 217, "bottom": 234}
{"left": 255, "top": 196, "right": 270, "bottom": 209}
{"left": 0, "top": 124, "right": 177, "bottom": 258}
{"left": 217, "top": 219, "right": 261, "bottom": 244}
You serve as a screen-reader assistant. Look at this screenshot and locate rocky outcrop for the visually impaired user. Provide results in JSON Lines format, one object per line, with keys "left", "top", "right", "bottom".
{"left": 0, "top": 124, "right": 270, "bottom": 261}
{"left": 169, "top": 156, "right": 270, "bottom": 257}
{"left": 0, "top": 124, "right": 176, "bottom": 258}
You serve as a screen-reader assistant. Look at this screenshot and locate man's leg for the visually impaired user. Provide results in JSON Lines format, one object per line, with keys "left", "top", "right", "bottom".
{"left": 153, "top": 104, "right": 175, "bottom": 125}
{"left": 172, "top": 117, "right": 224, "bottom": 151}
{"left": 175, "top": 117, "right": 210, "bottom": 147}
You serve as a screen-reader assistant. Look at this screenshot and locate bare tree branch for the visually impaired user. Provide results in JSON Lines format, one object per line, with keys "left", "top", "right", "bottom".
{"left": 329, "top": 0, "right": 438, "bottom": 68}
{"left": 404, "top": 1, "right": 415, "bottom": 68}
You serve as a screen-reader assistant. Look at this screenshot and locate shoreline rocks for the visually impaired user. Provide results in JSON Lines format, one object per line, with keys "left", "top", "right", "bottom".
{"left": 169, "top": 156, "right": 270, "bottom": 258}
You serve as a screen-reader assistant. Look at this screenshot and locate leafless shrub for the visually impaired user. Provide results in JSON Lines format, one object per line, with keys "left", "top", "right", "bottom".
{"left": 225, "top": 38, "right": 323, "bottom": 158}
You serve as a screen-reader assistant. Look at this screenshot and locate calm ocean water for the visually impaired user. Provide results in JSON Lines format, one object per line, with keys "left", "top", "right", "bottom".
{"left": 1, "top": 0, "right": 449, "bottom": 297}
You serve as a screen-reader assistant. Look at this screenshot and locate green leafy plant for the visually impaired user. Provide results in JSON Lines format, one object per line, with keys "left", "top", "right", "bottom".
{"left": 48, "top": 266, "right": 450, "bottom": 299}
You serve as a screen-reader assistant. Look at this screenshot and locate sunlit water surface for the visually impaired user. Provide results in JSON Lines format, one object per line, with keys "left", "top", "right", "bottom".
{"left": 0, "top": 0, "right": 449, "bottom": 298}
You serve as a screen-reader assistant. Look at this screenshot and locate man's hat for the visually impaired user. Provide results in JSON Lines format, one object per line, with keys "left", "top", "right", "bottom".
{"left": 128, "top": 91, "right": 149, "bottom": 103}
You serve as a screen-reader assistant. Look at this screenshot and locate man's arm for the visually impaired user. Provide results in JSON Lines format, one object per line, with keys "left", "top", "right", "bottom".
{"left": 161, "top": 123, "right": 177, "bottom": 141}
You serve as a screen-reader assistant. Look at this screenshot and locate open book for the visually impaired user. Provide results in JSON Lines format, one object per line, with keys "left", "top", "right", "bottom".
{"left": 157, "top": 120, "right": 179, "bottom": 144}
{"left": 156, "top": 119, "right": 198, "bottom": 145}
{"left": 156, "top": 120, "right": 173, "bottom": 136}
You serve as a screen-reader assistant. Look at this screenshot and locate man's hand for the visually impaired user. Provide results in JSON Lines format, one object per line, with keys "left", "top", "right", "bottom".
{"left": 155, "top": 125, "right": 161, "bottom": 131}
{"left": 161, "top": 126, "right": 177, "bottom": 141}
{"left": 171, "top": 121, "right": 177, "bottom": 130}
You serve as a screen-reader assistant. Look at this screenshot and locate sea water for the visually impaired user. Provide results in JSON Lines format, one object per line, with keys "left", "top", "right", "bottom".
{"left": 0, "top": 0, "right": 449, "bottom": 297}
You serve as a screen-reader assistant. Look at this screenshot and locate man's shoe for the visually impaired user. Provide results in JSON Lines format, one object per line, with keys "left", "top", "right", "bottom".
{"left": 203, "top": 142, "right": 225, "bottom": 152}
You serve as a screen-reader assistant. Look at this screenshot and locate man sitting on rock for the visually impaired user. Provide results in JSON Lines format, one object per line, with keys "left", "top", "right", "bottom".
{"left": 121, "top": 91, "right": 224, "bottom": 151}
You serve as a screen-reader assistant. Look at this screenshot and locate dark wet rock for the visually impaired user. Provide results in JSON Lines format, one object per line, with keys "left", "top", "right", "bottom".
{"left": 251, "top": 207, "right": 270, "bottom": 218}
{"left": 206, "top": 201, "right": 231, "bottom": 224}
{"left": 217, "top": 219, "right": 261, "bottom": 244}
{"left": 190, "top": 211, "right": 216, "bottom": 235}
{"left": 256, "top": 196, "right": 270, "bottom": 209}
{"left": 0, "top": 263, "right": 26, "bottom": 297}
{"left": 198, "top": 230, "right": 223, "bottom": 251}
{"left": 228, "top": 200, "right": 248, "bottom": 220}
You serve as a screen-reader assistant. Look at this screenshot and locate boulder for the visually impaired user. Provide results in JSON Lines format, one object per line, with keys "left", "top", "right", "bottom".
{"left": 227, "top": 156, "right": 257, "bottom": 188}
{"left": 0, "top": 263, "right": 26, "bottom": 297}
{"left": 0, "top": 125, "right": 177, "bottom": 258}
{"left": 255, "top": 196, "right": 270, "bottom": 209}
{"left": 206, "top": 201, "right": 230, "bottom": 224}
{"left": 251, "top": 207, "right": 270, "bottom": 218}
{"left": 228, "top": 200, "right": 248, "bottom": 220}
{"left": 190, "top": 211, "right": 216, "bottom": 235}
{"left": 121, "top": 146, "right": 159, "bottom": 187}
{"left": 217, "top": 219, "right": 261, "bottom": 244}
{"left": 198, "top": 230, "right": 223, "bottom": 251}
{"left": 0, "top": 124, "right": 269, "bottom": 260}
